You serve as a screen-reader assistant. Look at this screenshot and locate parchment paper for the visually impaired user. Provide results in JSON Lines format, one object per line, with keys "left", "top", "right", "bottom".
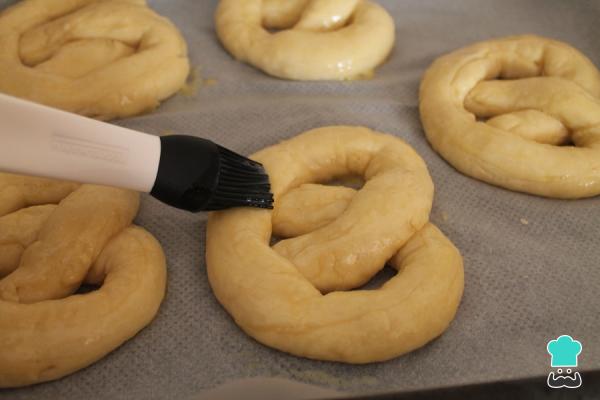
{"left": 1, "top": 0, "right": 600, "bottom": 399}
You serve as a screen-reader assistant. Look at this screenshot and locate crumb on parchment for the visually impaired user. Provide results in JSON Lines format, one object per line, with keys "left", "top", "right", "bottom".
{"left": 180, "top": 66, "right": 218, "bottom": 97}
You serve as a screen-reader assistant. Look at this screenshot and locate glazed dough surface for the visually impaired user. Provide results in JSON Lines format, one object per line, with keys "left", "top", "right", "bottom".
{"left": 0, "top": 174, "right": 167, "bottom": 388}
{"left": 215, "top": 0, "right": 395, "bottom": 80}
{"left": 419, "top": 35, "right": 600, "bottom": 198}
{"left": 206, "top": 126, "right": 463, "bottom": 363}
{"left": 0, "top": 0, "right": 189, "bottom": 119}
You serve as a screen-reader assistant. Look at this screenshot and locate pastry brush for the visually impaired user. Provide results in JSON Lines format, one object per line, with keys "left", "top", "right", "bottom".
{"left": 0, "top": 93, "right": 273, "bottom": 212}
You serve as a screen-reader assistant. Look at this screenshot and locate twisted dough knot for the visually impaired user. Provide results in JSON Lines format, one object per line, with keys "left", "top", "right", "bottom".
{"left": 215, "top": 0, "right": 395, "bottom": 80}
{"left": 0, "top": 174, "right": 166, "bottom": 388}
{"left": 207, "top": 126, "right": 463, "bottom": 363}
{"left": 0, "top": 0, "right": 189, "bottom": 119}
{"left": 420, "top": 35, "right": 600, "bottom": 198}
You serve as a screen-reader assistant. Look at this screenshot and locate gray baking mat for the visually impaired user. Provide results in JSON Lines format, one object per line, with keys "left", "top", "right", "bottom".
{"left": 2, "top": 0, "right": 600, "bottom": 399}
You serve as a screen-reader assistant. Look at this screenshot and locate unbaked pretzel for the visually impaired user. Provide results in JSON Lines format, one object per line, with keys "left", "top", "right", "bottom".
{"left": 207, "top": 126, "right": 463, "bottom": 363}
{"left": 0, "top": 0, "right": 189, "bottom": 119}
{"left": 420, "top": 35, "right": 600, "bottom": 198}
{"left": 215, "top": 0, "right": 395, "bottom": 80}
{"left": 0, "top": 173, "right": 166, "bottom": 387}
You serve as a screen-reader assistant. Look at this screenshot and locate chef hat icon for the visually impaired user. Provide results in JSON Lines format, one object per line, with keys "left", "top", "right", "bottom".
{"left": 547, "top": 335, "right": 582, "bottom": 367}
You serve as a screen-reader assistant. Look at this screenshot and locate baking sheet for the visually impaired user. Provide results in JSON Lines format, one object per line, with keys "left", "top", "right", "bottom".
{"left": 2, "top": 0, "right": 600, "bottom": 398}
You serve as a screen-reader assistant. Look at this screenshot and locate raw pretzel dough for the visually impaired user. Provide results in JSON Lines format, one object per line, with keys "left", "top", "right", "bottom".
{"left": 215, "top": 0, "right": 395, "bottom": 80}
{"left": 0, "top": 173, "right": 167, "bottom": 387}
{"left": 420, "top": 35, "right": 600, "bottom": 198}
{"left": 0, "top": 0, "right": 189, "bottom": 119}
{"left": 207, "top": 126, "right": 463, "bottom": 363}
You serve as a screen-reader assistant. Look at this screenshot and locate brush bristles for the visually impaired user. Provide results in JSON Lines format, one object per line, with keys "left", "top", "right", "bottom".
{"left": 204, "top": 145, "right": 274, "bottom": 211}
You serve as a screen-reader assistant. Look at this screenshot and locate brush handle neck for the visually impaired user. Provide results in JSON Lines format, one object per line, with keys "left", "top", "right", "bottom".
{"left": 0, "top": 93, "right": 160, "bottom": 192}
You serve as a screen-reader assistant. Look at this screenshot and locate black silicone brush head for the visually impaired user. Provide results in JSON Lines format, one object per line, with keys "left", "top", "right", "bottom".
{"left": 151, "top": 135, "right": 273, "bottom": 212}
{"left": 203, "top": 144, "right": 273, "bottom": 211}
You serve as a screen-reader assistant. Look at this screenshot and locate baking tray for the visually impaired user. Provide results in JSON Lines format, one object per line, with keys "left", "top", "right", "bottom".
{"left": 1, "top": 0, "right": 599, "bottom": 398}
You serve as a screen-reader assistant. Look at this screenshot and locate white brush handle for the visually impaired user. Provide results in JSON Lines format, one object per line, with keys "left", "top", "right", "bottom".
{"left": 0, "top": 93, "right": 160, "bottom": 192}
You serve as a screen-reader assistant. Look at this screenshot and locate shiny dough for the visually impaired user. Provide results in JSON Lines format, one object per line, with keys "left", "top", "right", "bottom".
{"left": 215, "top": 0, "right": 395, "bottom": 80}
{"left": 0, "top": 173, "right": 167, "bottom": 387}
{"left": 419, "top": 35, "right": 600, "bottom": 198}
{"left": 206, "top": 126, "right": 464, "bottom": 363}
{"left": 0, "top": 0, "right": 189, "bottom": 120}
